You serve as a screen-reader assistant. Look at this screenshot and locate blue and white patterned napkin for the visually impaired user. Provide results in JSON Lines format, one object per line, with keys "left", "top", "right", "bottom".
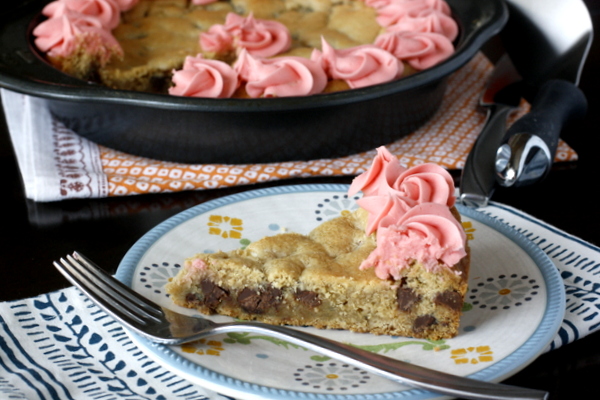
{"left": 1, "top": 203, "right": 599, "bottom": 399}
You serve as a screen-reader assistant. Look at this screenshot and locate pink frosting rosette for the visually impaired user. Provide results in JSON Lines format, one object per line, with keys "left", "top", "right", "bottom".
{"left": 234, "top": 49, "right": 327, "bottom": 98}
{"left": 391, "top": 163, "right": 456, "bottom": 207}
{"left": 312, "top": 39, "right": 403, "bottom": 89}
{"left": 192, "top": 0, "right": 219, "bottom": 4}
{"left": 169, "top": 55, "right": 239, "bottom": 98}
{"left": 374, "top": 31, "right": 453, "bottom": 70}
{"left": 381, "top": 7, "right": 458, "bottom": 41}
{"left": 360, "top": 202, "right": 468, "bottom": 278}
{"left": 349, "top": 146, "right": 456, "bottom": 234}
{"left": 349, "top": 146, "right": 407, "bottom": 197}
{"left": 200, "top": 13, "right": 291, "bottom": 58}
{"left": 366, "top": 0, "right": 451, "bottom": 12}
{"left": 200, "top": 24, "right": 235, "bottom": 54}
{"left": 357, "top": 193, "right": 413, "bottom": 236}
{"left": 42, "top": 0, "right": 122, "bottom": 30}
{"left": 374, "top": 0, "right": 451, "bottom": 16}
{"left": 349, "top": 147, "right": 454, "bottom": 207}
{"left": 33, "top": 9, "right": 122, "bottom": 59}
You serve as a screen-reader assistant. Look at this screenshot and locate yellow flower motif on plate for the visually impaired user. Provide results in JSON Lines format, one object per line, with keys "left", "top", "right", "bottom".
{"left": 462, "top": 221, "right": 476, "bottom": 241}
{"left": 208, "top": 215, "right": 243, "bottom": 239}
{"left": 181, "top": 339, "right": 225, "bottom": 356}
{"left": 450, "top": 346, "right": 493, "bottom": 365}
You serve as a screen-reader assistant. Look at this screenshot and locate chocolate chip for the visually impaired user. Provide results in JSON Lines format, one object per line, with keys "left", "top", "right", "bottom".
{"left": 414, "top": 315, "right": 437, "bottom": 332}
{"left": 185, "top": 293, "right": 200, "bottom": 304}
{"left": 294, "top": 290, "right": 322, "bottom": 308}
{"left": 200, "top": 279, "right": 229, "bottom": 310}
{"left": 434, "top": 291, "right": 463, "bottom": 311}
{"left": 397, "top": 287, "right": 420, "bottom": 312}
{"left": 238, "top": 287, "right": 282, "bottom": 314}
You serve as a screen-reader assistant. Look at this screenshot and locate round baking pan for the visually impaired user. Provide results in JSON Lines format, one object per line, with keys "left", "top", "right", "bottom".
{"left": 0, "top": 0, "right": 508, "bottom": 164}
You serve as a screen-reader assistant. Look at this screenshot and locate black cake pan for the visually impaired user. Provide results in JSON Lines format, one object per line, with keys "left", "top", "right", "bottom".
{"left": 0, "top": 0, "right": 508, "bottom": 164}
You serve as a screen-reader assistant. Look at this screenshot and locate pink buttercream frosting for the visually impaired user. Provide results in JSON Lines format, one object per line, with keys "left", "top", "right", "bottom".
{"left": 350, "top": 147, "right": 455, "bottom": 207}
{"left": 360, "top": 202, "right": 467, "bottom": 278}
{"left": 374, "top": 31, "right": 454, "bottom": 70}
{"left": 357, "top": 193, "right": 413, "bottom": 236}
{"left": 392, "top": 163, "right": 456, "bottom": 207}
{"left": 365, "top": 0, "right": 451, "bottom": 13}
{"left": 200, "top": 13, "right": 292, "bottom": 58}
{"left": 192, "top": 0, "right": 219, "bottom": 4}
{"left": 234, "top": 49, "right": 327, "bottom": 97}
{"left": 380, "top": 6, "right": 458, "bottom": 41}
{"left": 349, "top": 146, "right": 407, "bottom": 197}
{"left": 349, "top": 146, "right": 466, "bottom": 277}
{"left": 42, "top": 0, "right": 122, "bottom": 30}
{"left": 169, "top": 55, "right": 239, "bottom": 98}
{"left": 33, "top": 9, "right": 122, "bottom": 59}
{"left": 200, "top": 24, "right": 234, "bottom": 54}
{"left": 312, "top": 39, "right": 403, "bottom": 89}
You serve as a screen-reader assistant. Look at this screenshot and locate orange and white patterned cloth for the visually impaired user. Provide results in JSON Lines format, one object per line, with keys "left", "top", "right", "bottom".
{"left": 2, "top": 53, "right": 577, "bottom": 202}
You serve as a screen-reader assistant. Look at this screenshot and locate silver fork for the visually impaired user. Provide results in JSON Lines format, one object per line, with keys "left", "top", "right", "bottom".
{"left": 54, "top": 252, "right": 548, "bottom": 400}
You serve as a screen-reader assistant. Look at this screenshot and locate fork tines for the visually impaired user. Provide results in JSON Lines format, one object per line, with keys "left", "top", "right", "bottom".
{"left": 53, "top": 252, "right": 164, "bottom": 329}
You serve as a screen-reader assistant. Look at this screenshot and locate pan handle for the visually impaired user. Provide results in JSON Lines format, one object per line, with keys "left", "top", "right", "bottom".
{"left": 495, "top": 79, "right": 587, "bottom": 187}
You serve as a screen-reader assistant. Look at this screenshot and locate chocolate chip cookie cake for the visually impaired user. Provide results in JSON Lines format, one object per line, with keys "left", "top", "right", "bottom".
{"left": 33, "top": 0, "right": 457, "bottom": 97}
{"left": 165, "top": 147, "right": 470, "bottom": 339}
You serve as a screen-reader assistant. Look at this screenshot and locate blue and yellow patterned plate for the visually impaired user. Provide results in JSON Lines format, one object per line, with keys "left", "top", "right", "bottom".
{"left": 116, "top": 184, "right": 565, "bottom": 400}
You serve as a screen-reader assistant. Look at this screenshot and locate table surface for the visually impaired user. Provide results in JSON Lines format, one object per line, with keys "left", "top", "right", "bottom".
{"left": 2, "top": 2, "right": 600, "bottom": 399}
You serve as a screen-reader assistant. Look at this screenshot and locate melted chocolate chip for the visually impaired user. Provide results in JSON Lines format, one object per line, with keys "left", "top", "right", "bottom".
{"left": 200, "top": 279, "right": 229, "bottom": 310}
{"left": 238, "top": 287, "right": 282, "bottom": 314}
{"left": 185, "top": 293, "right": 200, "bottom": 304}
{"left": 434, "top": 291, "right": 463, "bottom": 311}
{"left": 413, "top": 315, "right": 437, "bottom": 332}
{"left": 294, "top": 290, "right": 322, "bottom": 308}
{"left": 397, "top": 287, "right": 420, "bottom": 312}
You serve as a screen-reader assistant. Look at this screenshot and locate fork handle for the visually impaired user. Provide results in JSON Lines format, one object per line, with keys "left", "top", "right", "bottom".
{"left": 212, "top": 322, "right": 548, "bottom": 400}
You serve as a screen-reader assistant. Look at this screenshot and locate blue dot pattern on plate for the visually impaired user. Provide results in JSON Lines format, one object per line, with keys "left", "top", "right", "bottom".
{"left": 315, "top": 194, "right": 360, "bottom": 222}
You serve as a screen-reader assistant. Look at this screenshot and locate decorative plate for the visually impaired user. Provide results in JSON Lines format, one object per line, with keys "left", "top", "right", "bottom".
{"left": 116, "top": 184, "right": 565, "bottom": 400}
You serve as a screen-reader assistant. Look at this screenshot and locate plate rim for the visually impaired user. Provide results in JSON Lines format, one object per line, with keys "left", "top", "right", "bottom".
{"left": 116, "top": 183, "right": 565, "bottom": 400}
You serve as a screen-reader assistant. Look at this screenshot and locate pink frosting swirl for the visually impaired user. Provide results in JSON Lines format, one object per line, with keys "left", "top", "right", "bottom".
{"left": 391, "top": 163, "right": 456, "bottom": 207}
{"left": 33, "top": 9, "right": 122, "bottom": 58}
{"left": 200, "top": 13, "right": 291, "bottom": 58}
{"left": 348, "top": 146, "right": 407, "bottom": 197}
{"left": 349, "top": 146, "right": 459, "bottom": 261}
{"left": 357, "top": 193, "right": 412, "bottom": 236}
{"left": 381, "top": 7, "right": 458, "bottom": 41}
{"left": 360, "top": 202, "right": 467, "bottom": 278}
{"left": 366, "top": 0, "right": 451, "bottom": 12}
{"left": 200, "top": 24, "right": 235, "bottom": 54}
{"left": 169, "top": 55, "right": 239, "bottom": 98}
{"left": 312, "top": 39, "right": 403, "bottom": 89}
{"left": 234, "top": 49, "right": 327, "bottom": 98}
{"left": 192, "top": 0, "right": 219, "bottom": 4}
{"left": 42, "top": 0, "right": 121, "bottom": 30}
{"left": 374, "top": 31, "right": 453, "bottom": 69}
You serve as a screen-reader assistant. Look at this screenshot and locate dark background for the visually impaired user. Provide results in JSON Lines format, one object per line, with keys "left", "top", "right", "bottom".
{"left": 1, "top": 1, "right": 600, "bottom": 398}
